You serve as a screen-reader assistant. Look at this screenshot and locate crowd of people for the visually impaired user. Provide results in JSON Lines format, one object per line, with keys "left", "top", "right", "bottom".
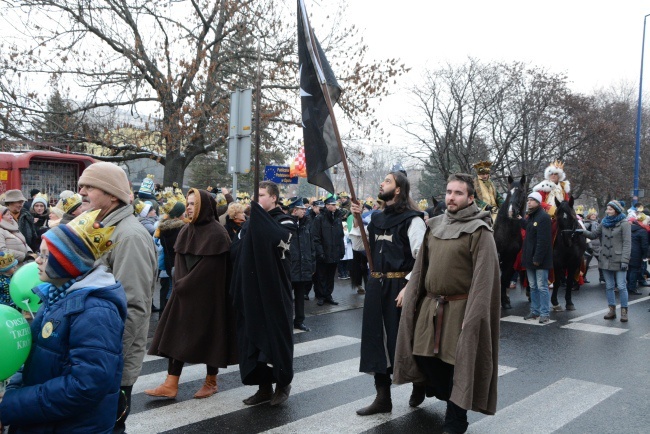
{"left": 0, "top": 157, "right": 646, "bottom": 434}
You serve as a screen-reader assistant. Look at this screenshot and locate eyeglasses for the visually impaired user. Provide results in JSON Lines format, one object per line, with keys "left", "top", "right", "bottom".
{"left": 36, "top": 252, "right": 49, "bottom": 261}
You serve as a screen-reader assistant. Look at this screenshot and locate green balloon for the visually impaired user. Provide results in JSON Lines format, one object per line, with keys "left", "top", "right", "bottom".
{"left": 0, "top": 304, "right": 32, "bottom": 381}
{"left": 9, "top": 262, "right": 44, "bottom": 314}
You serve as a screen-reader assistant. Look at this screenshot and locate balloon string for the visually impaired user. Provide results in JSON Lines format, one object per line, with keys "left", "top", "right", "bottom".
{"left": 22, "top": 299, "right": 34, "bottom": 319}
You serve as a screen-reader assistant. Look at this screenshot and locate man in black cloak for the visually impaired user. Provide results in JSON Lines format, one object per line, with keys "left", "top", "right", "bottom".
{"left": 230, "top": 181, "right": 297, "bottom": 406}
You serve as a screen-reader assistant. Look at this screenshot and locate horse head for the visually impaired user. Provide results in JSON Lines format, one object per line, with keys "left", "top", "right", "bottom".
{"left": 505, "top": 174, "right": 526, "bottom": 219}
{"left": 554, "top": 197, "right": 578, "bottom": 230}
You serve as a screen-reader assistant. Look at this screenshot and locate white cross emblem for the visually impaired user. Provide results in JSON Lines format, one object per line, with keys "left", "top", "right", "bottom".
{"left": 278, "top": 233, "right": 292, "bottom": 259}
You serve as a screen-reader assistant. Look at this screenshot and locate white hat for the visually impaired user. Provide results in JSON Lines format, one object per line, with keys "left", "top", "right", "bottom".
{"left": 528, "top": 192, "right": 543, "bottom": 203}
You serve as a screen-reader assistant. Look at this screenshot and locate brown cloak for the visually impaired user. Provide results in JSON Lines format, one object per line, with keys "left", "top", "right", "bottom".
{"left": 393, "top": 203, "right": 501, "bottom": 415}
{"left": 148, "top": 188, "right": 238, "bottom": 367}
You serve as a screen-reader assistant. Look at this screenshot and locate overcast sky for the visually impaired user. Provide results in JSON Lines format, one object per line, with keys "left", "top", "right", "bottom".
{"left": 335, "top": 0, "right": 650, "bottom": 145}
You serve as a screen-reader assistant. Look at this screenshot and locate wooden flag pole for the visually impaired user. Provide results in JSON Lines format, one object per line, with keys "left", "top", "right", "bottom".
{"left": 305, "top": 27, "right": 375, "bottom": 272}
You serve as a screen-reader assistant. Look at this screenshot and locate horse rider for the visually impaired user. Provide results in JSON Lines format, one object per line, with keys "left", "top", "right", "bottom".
{"left": 473, "top": 160, "right": 503, "bottom": 222}
{"left": 532, "top": 160, "right": 570, "bottom": 217}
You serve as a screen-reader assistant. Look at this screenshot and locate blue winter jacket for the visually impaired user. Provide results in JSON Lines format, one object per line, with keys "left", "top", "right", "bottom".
{"left": 0, "top": 266, "right": 127, "bottom": 433}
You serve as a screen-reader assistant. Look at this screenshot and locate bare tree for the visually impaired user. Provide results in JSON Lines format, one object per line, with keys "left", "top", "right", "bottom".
{"left": 0, "top": 0, "right": 407, "bottom": 185}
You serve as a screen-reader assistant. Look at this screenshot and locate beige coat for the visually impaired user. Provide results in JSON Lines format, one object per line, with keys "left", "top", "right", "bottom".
{"left": 97, "top": 205, "right": 158, "bottom": 386}
{"left": 0, "top": 216, "right": 33, "bottom": 262}
{"left": 393, "top": 204, "right": 501, "bottom": 415}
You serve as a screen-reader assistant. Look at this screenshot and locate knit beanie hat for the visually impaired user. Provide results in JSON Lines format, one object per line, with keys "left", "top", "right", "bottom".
{"left": 30, "top": 195, "right": 48, "bottom": 211}
{"left": 168, "top": 201, "right": 186, "bottom": 218}
{"left": 42, "top": 210, "right": 116, "bottom": 279}
{"left": 138, "top": 174, "right": 156, "bottom": 200}
{"left": 528, "top": 192, "right": 543, "bottom": 203}
{"left": 78, "top": 162, "right": 131, "bottom": 204}
{"left": 0, "top": 251, "right": 18, "bottom": 273}
{"left": 607, "top": 200, "right": 625, "bottom": 215}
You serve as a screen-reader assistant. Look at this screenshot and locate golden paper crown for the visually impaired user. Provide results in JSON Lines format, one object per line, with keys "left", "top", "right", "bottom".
{"left": 68, "top": 209, "right": 116, "bottom": 259}
{"left": 161, "top": 198, "right": 178, "bottom": 215}
{"left": 364, "top": 197, "right": 375, "bottom": 207}
{"left": 134, "top": 200, "right": 146, "bottom": 216}
{"left": 174, "top": 189, "right": 186, "bottom": 204}
{"left": 61, "top": 194, "right": 83, "bottom": 214}
{"left": 34, "top": 192, "right": 49, "bottom": 202}
{"left": 472, "top": 160, "right": 492, "bottom": 174}
{"left": 575, "top": 205, "right": 584, "bottom": 214}
{"left": 638, "top": 212, "right": 647, "bottom": 223}
{"left": 0, "top": 251, "right": 16, "bottom": 269}
{"left": 551, "top": 160, "right": 565, "bottom": 170}
{"left": 282, "top": 198, "right": 292, "bottom": 207}
{"left": 338, "top": 191, "right": 349, "bottom": 198}
{"left": 418, "top": 199, "right": 429, "bottom": 210}
{"left": 146, "top": 174, "right": 155, "bottom": 179}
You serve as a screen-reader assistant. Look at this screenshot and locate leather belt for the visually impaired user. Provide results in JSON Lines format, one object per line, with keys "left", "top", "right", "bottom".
{"left": 425, "top": 293, "right": 469, "bottom": 354}
{"left": 370, "top": 271, "right": 407, "bottom": 279}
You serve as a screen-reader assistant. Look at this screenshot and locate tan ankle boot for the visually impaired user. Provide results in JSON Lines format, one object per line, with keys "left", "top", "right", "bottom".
{"left": 194, "top": 375, "right": 218, "bottom": 399}
{"left": 620, "top": 307, "right": 628, "bottom": 322}
{"left": 144, "top": 374, "right": 180, "bottom": 399}
{"left": 603, "top": 306, "right": 616, "bottom": 320}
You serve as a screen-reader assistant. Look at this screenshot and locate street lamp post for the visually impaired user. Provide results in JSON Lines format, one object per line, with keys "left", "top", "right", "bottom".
{"left": 633, "top": 13, "right": 650, "bottom": 207}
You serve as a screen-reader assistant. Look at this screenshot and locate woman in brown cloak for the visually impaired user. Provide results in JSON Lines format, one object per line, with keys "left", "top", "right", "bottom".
{"left": 146, "top": 188, "right": 238, "bottom": 399}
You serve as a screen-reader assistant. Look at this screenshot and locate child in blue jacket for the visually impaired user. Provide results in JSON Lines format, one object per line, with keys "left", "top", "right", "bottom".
{"left": 0, "top": 210, "right": 127, "bottom": 433}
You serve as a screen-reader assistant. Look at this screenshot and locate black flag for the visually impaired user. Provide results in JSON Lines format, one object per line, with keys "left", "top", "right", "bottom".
{"left": 298, "top": 0, "right": 343, "bottom": 194}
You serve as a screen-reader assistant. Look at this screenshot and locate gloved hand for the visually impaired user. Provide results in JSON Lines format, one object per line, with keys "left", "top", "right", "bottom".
{"left": 485, "top": 205, "right": 493, "bottom": 212}
{"left": 621, "top": 263, "right": 628, "bottom": 272}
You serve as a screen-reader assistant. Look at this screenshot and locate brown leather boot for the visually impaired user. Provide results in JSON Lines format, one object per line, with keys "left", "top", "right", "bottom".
{"left": 144, "top": 374, "right": 180, "bottom": 399}
{"left": 356, "top": 384, "right": 392, "bottom": 416}
{"left": 620, "top": 307, "right": 628, "bottom": 322}
{"left": 193, "top": 375, "right": 218, "bottom": 399}
{"left": 242, "top": 384, "right": 273, "bottom": 405}
{"left": 603, "top": 305, "right": 616, "bottom": 320}
{"left": 409, "top": 383, "right": 426, "bottom": 407}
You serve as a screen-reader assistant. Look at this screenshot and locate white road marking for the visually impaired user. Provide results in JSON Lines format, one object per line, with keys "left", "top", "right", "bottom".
{"left": 133, "top": 335, "right": 360, "bottom": 394}
{"left": 501, "top": 315, "right": 556, "bottom": 326}
{"left": 569, "top": 296, "right": 650, "bottom": 322}
{"left": 469, "top": 378, "right": 620, "bottom": 433}
{"left": 561, "top": 322, "right": 628, "bottom": 335}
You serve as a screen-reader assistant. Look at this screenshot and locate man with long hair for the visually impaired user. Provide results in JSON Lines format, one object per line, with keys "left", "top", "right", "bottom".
{"left": 350, "top": 171, "right": 426, "bottom": 416}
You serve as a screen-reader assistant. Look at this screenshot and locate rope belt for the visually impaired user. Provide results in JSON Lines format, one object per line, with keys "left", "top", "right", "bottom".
{"left": 425, "top": 293, "right": 470, "bottom": 354}
{"left": 369, "top": 271, "right": 407, "bottom": 279}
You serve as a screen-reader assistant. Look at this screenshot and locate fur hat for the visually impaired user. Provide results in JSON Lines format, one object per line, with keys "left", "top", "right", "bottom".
{"left": 473, "top": 160, "right": 493, "bottom": 175}
{"left": 0, "top": 251, "right": 18, "bottom": 273}
{"left": 4, "top": 190, "right": 27, "bottom": 203}
{"left": 78, "top": 162, "right": 131, "bottom": 204}
{"left": 528, "top": 192, "right": 543, "bottom": 204}
{"left": 544, "top": 160, "right": 566, "bottom": 182}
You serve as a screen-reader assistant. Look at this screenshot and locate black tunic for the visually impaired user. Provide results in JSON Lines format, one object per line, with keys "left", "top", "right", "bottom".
{"left": 230, "top": 203, "right": 297, "bottom": 386}
{"left": 360, "top": 206, "right": 423, "bottom": 374}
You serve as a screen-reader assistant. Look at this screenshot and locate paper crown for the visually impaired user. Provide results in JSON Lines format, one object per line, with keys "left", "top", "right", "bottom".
{"left": 67, "top": 209, "right": 116, "bottom": 259}
{"left": 587, "top": 207, "right": 597, "bottom": 216}
{"left": 134, "top": 200, "right": 146, "bottom": 216}
{"left": 0, "top": 251, "right": 17, "bottom": 271}
{"left": 544, "top": 160, "right": 566, "bottom": 181}
{"left": 34, "top": 192, "right": 49, "bottom": 202}
{"left": 418, "top": 199, "right": 429, "bottom": 210}
{"left": 472, "top": 160, "right": 493, "bottom": 174}
{"left": 338, "top": 191, "right": 350, "bottom": 198}
{"left": 575, "top": 205, "right": 584, "bottom": 215}
{"left": 638, "top": 212, "right": 647, "bottom": 222}
{"left": 61, "top": 194, "right": 83, "bottom": 214}
{"left": 282, "top": 197, "right": 292, "bottom": 207}
{"left": 364, "top": 197, "right": 375, "bottom": 207}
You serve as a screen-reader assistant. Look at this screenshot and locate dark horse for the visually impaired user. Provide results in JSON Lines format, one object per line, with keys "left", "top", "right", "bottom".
{"left": 493, "top": 175, "right": 527, "bottom": 309}
{"left": 552, "top": 198, "right": 587, "bottom": 311}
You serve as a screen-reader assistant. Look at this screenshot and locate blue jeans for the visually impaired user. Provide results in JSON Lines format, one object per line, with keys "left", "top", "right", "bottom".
{"left": 527, "top": 268, "right": 550, "bottom": 317}
{"left": 602, "top": 269, "right": 628, "bottom": 308}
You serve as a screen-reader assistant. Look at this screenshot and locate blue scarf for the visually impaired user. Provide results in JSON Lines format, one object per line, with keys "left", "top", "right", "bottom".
{"left": 47, "top": 277, "right": 79, "bottom": 306}
{"left": 601, "top": 212, "right": 626, "bottom": 228}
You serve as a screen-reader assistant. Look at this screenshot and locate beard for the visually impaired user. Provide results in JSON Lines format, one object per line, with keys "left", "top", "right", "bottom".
{"left": 378, "top": 188, "right": 395, "bottom": 202}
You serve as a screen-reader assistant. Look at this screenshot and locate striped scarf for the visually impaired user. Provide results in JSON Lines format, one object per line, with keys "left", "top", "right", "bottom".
{"left": 47, "top": 277, "right": 79, "bottom": 306}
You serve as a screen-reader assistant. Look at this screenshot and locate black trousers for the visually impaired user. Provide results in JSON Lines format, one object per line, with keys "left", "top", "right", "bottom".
{"left": 159, "top": 277, "right": 171, "bottom": 317}
{"left": 292, "top": 281, "right": 311, "bottom": 325}
{"left": 315, "top": 262, "right": 337, "bottom": 300}
{"left": 350, "top": 250, "right": 368, "bottom": 287}
{"left": 414, "top": 355, "right": 468, "bottom": 434}
{"left": 168, "top": 358, "right": 218, "bottom": 376}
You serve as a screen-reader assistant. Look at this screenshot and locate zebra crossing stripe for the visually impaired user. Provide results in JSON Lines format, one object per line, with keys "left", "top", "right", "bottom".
{"left": 501, "top": 315, "right": 556, "bottom": 326}
{"left": 569, "top": 296, "right": 650, "bottom": 322}
{"left": 561, "top": 322, "right": 628, "bottom": 335}
{"left": 469, "top": 378, "right": 620, "bottom": 433}
{"left": 260, "top": 365, "right": 517, "bottom": 434}
{"left": 128, "top": 357, "right": 364, "bottom": 433}
{"left": 133, "top": 335, "right": 360, "bottom": 395}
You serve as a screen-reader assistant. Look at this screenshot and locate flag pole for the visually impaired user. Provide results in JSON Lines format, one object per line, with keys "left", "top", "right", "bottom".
{"left": 305, "top": 22, "right": 375, "bottom": 272}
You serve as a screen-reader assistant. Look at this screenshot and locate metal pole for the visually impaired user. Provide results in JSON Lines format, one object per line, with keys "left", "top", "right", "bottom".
{"left": 253, "top": 45, "right": 262, "bottom": 202}
{"left": 634, "top": 14, "right": 650, "bottom": 206}
{"left": 232, "top": 172, "right": 238, "bottom": 197}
